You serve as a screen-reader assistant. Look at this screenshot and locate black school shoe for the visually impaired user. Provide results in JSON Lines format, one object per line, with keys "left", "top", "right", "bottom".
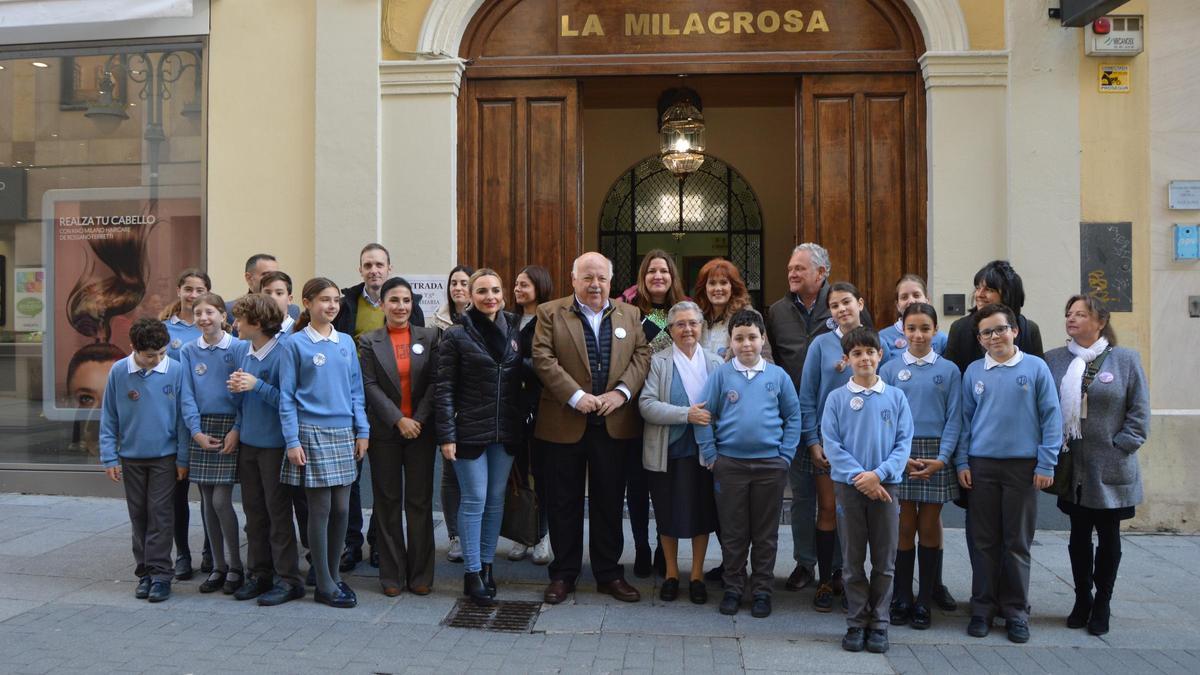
{"left": 689, "top": 580, "right": 708, "bottom": 605}
{"left": 339, "top": 547, "right": 362, "bottom": 573}
{"left": 704, "top": 565, "right": 724, "bottom": 583}
{"left": 865, "top": 629, "right": 890, "bottom": 654}
{"left": 1006, "top": 618, "right": 1030, "bottom": 643}
{"left": 933, "top": 584, "right": 958, "bottom": 611}
{"left": 257, "top": 582, "right": 305, "bottom": 607}
{"left": 785, "top": 564, "right": 814, "bottom": 591}
{"left": 842, "top": 627, "right": 865, "bottom": 652}
{"left": 967, "top": 615, "right": 990, "bottom": 638}
{"left": 174, "top": 556, "right": 194, "bottom": 581}
{"left": 135, "top": 577, "right": 151, "bottom": 600}
{"left": 813, "top": 583, "right": 835, "bottom": 612}
{"left": 314, "top": 587, "right": 356, "bottom": 608}
{"left": 200, "top": 552, "right": 214, "bottom": 575}
{"left": 660, "top": 578, "right": 679, "bottom": 602}
{"left": 910, "top": 603, "right": 932, "bottom": 630}
{"left": 750, "top": 594, "right": 772, "bottom": 618}
{"left": 337, "top": 581, "right": 357, "bottom": 603}
{"left": 222, "top": 569, "right": 244, "bottom": 595}
{"left": 147, "top": 580, "right": 171, "bottom": 603}
{"left": 233, "top": 575, "right": 273, "bottom": 601}
{"left": 199, "top": 571, "right": 226, "bottom": 593}
{"left": 718, "top": 592, "right": 741, "bottom": 616}
{"left": 890, "top": 599, "right": 912, "bottom": 625}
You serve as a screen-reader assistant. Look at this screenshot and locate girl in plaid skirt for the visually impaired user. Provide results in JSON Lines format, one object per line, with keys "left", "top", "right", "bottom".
{"left": 879, "top": 302, "right": 962, "bottom": 629}
{"left": 278, "top": 278, "right": 370, "bottom": 609}
{"left": 180, "top": 292, "right": 249, "bottom": 595}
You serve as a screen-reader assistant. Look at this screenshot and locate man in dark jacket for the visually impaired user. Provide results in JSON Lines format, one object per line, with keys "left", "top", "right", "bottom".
{"left": 766, "top": 243, "right": 873, "bottom": 593}
{"left": 226, "top": 254, "right": 300, "bottom": 336}
{"left": 334, "top": 243, "right": 424, "bottom": 573}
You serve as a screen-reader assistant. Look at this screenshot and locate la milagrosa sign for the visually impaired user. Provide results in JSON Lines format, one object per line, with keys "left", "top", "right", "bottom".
{"left": 561, "top": 9, "right": 830, "bottom": 37}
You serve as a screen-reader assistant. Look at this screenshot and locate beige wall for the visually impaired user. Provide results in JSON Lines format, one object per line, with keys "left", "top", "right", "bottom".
{"left": 582, "top": 105, "right": 794, "bottom": 304}
{"left": 207, "top": 0, "right": 316, "bottom": 296}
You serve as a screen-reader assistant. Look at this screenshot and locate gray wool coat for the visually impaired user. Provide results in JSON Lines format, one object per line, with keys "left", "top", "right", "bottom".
{"left": 639, "top": 346, "right": 723, "bottom": 473}
{"left": 1045, "top": 345, "right": 1150, "bottom": 510}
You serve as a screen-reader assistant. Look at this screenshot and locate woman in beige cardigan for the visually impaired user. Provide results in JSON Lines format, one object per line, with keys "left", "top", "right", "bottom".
{"left": 639, "top": 301, "right": 723, "bottom": 604}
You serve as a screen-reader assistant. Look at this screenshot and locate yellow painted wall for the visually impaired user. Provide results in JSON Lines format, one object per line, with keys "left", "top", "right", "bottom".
{"left": 383, "top": 0, "right": 432, "bottom": 57}
{"left": 960, "top": 0, "right": 1006, "bottom": 50}
{"left": 1078, "top": 0, "right": 1150, "bottom": 361}
{"left": 207, "top": 0, "right": 316, "bottom": 296}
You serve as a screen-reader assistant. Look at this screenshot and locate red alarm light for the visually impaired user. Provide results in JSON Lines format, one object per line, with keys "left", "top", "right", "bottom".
{"left": 1093, "top": 17, "right": 1112, "bottom": 34}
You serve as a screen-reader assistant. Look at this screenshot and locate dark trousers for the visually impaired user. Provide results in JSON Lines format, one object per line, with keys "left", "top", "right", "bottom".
{"left": 712, "top": 455, "right": 789, "bottom": 598}
{"left": 238, "top": 444, "right": 303, "bottom": 588}
{"left": 291, "top": 485, "right": 309, "bottom": 552}
{"left": 369, "top": 432, "right": 437, "bottom": 589}
{"left": 625, "top": 444, "right": 651, "bottom": 550}
{"left": 968, "top": 457, "right": 1039, "bottom": 622}
{"left": 514, "top": 435, "right": 550, "bottom": 538}
{"left": 834, "top": 482, "right": 900, "bottom": 629}
{"left": 545, "top": 425, "right": 631, "bottom": 585}
{"left": 121, "top": 456, "right": 177, "bottom": 582}
{"left": 346, "top": 459, "right": 377, "bottom": 553}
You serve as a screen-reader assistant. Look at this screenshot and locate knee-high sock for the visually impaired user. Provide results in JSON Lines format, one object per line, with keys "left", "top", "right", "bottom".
{"left": 816, "top": 529, "right": 836, "bottom": 585}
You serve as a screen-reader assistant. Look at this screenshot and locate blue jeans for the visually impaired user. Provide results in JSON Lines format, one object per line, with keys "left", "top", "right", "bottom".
{"left": 455, "top": 444, "right": 514, "bottom": 573}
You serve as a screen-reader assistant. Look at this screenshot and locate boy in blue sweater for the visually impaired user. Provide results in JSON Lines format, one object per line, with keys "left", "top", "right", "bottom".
{"left": 822, "top": 327, "right": 913, "bottom": 654}
{"left": 957, "top": 303, "right": 1062, "bottom": 644}
{"left": 696, "top": 309, "right": 801, "bottom": 619}
{"left": 227, "top": 293, "right": 305, "bottom": 605}
{"left": 100, "top": 318, "right": 189, "bottom": 603}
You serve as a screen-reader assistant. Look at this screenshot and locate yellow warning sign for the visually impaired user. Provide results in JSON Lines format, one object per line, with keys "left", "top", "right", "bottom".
{"left": 1099, "top": 64, "right": 1130, "bottom": 93}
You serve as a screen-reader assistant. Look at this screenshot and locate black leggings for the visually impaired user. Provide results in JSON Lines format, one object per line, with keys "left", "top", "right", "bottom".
{"left": 306, "top": 485, "right": 351, "bottom": 596}
{"left": 1069, "top": 508, "right": 1122, "bottom": 560}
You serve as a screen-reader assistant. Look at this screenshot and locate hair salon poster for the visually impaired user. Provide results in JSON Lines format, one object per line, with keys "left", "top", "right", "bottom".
{"left": 42, "top": 187, "right": 201, "bottom": 421}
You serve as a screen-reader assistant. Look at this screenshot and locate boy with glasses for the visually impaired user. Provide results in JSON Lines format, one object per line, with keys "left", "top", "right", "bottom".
{"left": 956, "top": 304, "right": 1062, "bottom": 643}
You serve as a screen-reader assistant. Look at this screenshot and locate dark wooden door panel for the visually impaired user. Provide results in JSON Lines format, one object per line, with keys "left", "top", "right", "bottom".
{"left": 798, "top": 73, "right": 923, "bottom": 327}
{"left": 459, "top": 79, "right": 581, "bottom": 299}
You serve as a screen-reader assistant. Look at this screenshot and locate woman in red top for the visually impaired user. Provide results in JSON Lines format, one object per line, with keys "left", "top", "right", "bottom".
{"left": 358, "top": 277, "right": 442, "bottom": 596}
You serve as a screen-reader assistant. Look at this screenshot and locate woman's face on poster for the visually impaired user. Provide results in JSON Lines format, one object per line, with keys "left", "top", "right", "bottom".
{"left": 67, "top": 359, "right": 116, "bottom": 409}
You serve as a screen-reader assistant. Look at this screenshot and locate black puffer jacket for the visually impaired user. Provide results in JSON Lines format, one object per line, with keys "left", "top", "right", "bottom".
{"left": 434, "top": 308, "right": 524, "bottom": 458}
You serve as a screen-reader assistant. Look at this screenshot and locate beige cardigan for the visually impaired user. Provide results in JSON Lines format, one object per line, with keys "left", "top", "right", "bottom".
{"left": 638, "top": 346, "right": 723, "bottom": 473}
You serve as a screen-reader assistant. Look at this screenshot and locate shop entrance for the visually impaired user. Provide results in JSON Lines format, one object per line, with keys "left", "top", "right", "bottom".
{"left": 456, "top": 0, "right": 926, "bottom": 322}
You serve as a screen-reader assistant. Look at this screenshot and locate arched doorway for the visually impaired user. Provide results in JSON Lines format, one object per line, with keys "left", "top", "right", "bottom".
{"left": 598, "top": 154, "right": 765, "bottom": 307}
{"left": 454, "top": 0, "right": 936, "bottom": 321}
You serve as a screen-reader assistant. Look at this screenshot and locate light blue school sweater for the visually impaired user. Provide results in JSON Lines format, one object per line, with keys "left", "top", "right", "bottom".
{"left": 179, "top": 332, "right": 249, "bottom": 435}
{"left": 695, "top": 360, "right": 801, "bottom": 466}
{"left": 878, "top": 321, "right": 948, "bottom": 365}
{"left": 99, "top": 356, "right": 189, "bottom": 468}
{"left": 234, "top": 337, "right": 286, "bottom": 448}
{"left": 879, "top": 352, "right": 962, "bottom": 464}
{"left": 821, "top": 380, "right": 914, "bottom": 485}
{"left": 957, "top": 351, "right": 1063, "bottom": 477}
{"left": 164, "top": 316, "right": 201, "bottom": 363}
{"left": 798, "top": 330, "right": 868, "bottom": 448}
{"left": 278, "top": 326, "right": 370, "bottom": 449}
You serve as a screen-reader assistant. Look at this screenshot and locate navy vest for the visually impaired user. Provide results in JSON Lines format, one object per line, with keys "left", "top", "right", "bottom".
{"left": 575, "top": 304, "right": 613, "bottom": 424}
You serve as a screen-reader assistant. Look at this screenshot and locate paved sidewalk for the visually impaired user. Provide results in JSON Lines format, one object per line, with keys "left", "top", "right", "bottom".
{"left": 0, "top": 493, "right": 1198, "bottom": 674}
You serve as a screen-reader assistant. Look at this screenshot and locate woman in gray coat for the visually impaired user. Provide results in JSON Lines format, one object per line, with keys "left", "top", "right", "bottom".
{"left": 1045, "top": 294, "right": 1149, "bottom": 637}
{"left": 640, "top": 301, "right": 723, "bottom": 604}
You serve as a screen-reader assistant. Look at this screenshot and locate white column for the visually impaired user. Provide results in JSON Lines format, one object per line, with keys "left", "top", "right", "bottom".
{"left": 314, "top": 0, "right": 380, "bottom": 283}
{"left": 920, "top": 51, "right": 1009, "bottom": 307}
{"left": 378, "top": 59, "right": 465, "bottom": 276}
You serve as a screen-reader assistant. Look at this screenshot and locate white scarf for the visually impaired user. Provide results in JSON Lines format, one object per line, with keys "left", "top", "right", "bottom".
{"left": 1059, "top": 337, "right": 1109, "bottom": 441}
{"left": 672, "top": 344, "right": 708, "bottom": 405}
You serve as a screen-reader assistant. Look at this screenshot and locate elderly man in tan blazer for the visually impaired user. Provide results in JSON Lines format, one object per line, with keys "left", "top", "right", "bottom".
{"left": 534, "top": 252, "right": 651, "bottom": 604}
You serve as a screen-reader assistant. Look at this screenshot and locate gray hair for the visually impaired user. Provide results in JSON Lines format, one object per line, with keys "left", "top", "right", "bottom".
{"left": 793, "top": 242, "right": 832, "bottom": 276}
{"left": 666, "top": 300, "right": 703, "bottom": 327}
{"left": 571, "top": 252, "right": 614, "bottom": 279}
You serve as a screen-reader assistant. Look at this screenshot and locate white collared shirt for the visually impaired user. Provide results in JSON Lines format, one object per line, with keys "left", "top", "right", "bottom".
{"left": 574, "top": 296, "right": 612, "bottom": 340}
{"left": 846, "top": 376, "right": 886, "bottom": 394}
{"left": 303, "top": 325, "right": 339, "bottom": 343}
{"left": 127, "top": 353, "right": 171, "bottom": 376}
{"left": 902, "top": 350, "right": 939, "bottom": 366}
{"left": 278, "top": 315, "right": 295, "bottom": 335}
{"left": 984, "top": 348, "right": 1023, "bottom": 370}
{"left": 168, "top": 315, "right": 193, "bottom": 327}
{"left": 249, "top": 337, "right": 280, "bottom": 361}
{"left": 671, "top": 344, "right": 708, "bottom": 404}
{"left": 196, "top": 331, "right": 233, "bottom": 350}
{"left": 732, "top": 356, "right": 766, "bottom": 381}
{"left": 834, "top": 326, "right": 845, "bottom": 338}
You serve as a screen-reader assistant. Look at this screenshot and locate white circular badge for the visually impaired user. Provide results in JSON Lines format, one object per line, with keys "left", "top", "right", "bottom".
{"left": 850, "top": 396, "right": 865, "bottom": 411}
{"left": 974, "top": 381, "right": 985, "bottom": 396}
{"left": 898, "top": 369, "right": 912, "bottom": 382}
{"left": 171, "top": 339, "right": 182, "bottom": 350}
{"left": 313, "top": 353, "right": 327, "bottom": 367}
{"left": 411, "top": 343, "right": 424, "bottom": 355}
{"left": 1097, "top": 372, "right": 1114, "bottom": 384}
{"left": 614, "top": 327, "right": 627, "bottom": 339}
{"left": 894, "top": 338, "right": 907, "bottom": 349}
{"left": 194, "top": 363, "right": 207, "bottom": 376}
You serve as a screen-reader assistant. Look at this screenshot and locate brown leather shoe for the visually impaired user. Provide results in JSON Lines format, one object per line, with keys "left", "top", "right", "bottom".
{"left": 382, "top": 584, "right": 403, "bottom": 597}
{"left": 543, "top": 579, "right": 575, "bottom": 604}
{"left": 408, "top": 584, "right": 431, "bottom": 596}
{"left": 597, "top": 578, "right": 641, "bottom": 603}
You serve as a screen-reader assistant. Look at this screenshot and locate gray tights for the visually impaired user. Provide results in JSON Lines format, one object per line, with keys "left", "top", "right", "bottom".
{"left": 306, "top": 485, "right": 351, "bottom": 596}
{"left": 199, "top": 483, "right": 242, "bottom": 573}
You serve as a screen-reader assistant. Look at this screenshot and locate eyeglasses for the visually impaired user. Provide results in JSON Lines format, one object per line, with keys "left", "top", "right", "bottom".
{"left": 978, "top": 325, "right": 1012, "bottom": 338}
{"left": 671, "top": 320, "right": 702, "bottom": 330}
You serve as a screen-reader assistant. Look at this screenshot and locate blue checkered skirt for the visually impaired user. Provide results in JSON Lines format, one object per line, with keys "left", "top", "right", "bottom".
{"left": 794, "top": 440, "right": 831, "bottom": 477}
{"left": 279, "top": 424, "right": 357, "bottom": 488}
{"left": 897, "top": 437, "right": 959, "bottom": 504}
{"left": 188, "top": 414, "right": 238, "bottom": 485}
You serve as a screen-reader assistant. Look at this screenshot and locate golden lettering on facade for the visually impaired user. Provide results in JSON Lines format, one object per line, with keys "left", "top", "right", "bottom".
{"left": 563, "top": 10, "right": 830, "bottom": 37}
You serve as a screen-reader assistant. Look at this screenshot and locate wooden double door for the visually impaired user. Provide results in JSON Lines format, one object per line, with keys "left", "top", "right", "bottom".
{"left": 458, "top": 73, "right": 923, "bottom": 324}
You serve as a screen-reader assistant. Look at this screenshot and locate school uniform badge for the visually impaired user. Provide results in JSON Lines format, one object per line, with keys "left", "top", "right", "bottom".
{"left": 894, "top": 338, "right": 907, "bottom": 348}
{"left": 826, "top": 318, "right": 837, "bottom": 330}
{"left": 1097, "top": 372, "right": 1114, "bottom": 384}
{"left": 974, "top": 381, "right": 985, "bottom": 396}
{"left": 881, "top": 409, "right": 892, "bottom": 424}
{"left": 765, "top": 381, "right": 776, "bottom": 393}
{"left": 898, "top": 369, "right": 912, "bottom": 382}
{"left": 194, "top": 363, "right": 207, "bottom": 376}
{"left": 162, "top": 385, "right": 174, "bottom": 398}
{"left": 411, "top": 343, "right": 424, "bottom": 355}
{"left": 726, "top": 390, "right": 739, "bottom": 403}
{"left": 170, "top": 339, "right": 182, "bottom": 350}
{"left": 933, "top": 375, "right": 945, "bottom": 385}
{"left": 339, "top": 348, "right": 349, "bottom": 357}
{"left": 850, "top": 396, "right": 864, "bottom": 411}
{"left": 313, "top": 353, "right": 327, "bottom": 367}
{"left": 1017, "top": 375, "right": 1029, "bottom": 387}
{"left": 223, "top": 353, "right": 234, "bottom": 364}
{"left": 127, "top": 390, "right": 140, "bottom": 401}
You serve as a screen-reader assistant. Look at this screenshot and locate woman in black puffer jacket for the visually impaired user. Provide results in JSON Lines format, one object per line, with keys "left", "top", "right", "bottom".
{"left": 435, "top": 268, "right": 524, "bottom": 606}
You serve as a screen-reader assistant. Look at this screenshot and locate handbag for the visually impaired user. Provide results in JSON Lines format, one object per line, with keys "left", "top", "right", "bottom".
{"left": 500, "top": 466, "right": 541, "bottom": 547}
{"left": 1043, "top": 347, "right": 1112, "bottom": 497}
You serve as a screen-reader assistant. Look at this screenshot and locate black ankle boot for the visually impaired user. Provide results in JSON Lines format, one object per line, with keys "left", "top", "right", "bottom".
{"left": 481, "top": 563, "right": 497, "bottom": 598}
{"left": 1089, "top": 551, "right": 1120, "bottom": 636}
{"left": 890, "top": 548, "right": 915, "bottom": 625}
{"left": 1067, "top": 543, "right": 1094, "bottom": 629}
{"left": 464, "top": 572, "right": 495, "bottom": 607}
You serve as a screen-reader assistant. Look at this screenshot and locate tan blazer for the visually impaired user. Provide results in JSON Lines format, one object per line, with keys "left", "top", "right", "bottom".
{"left": 533, "top": 295, "right": 651, "bottom": 444}
{"left": 357, "top": 325, "right": 441, "bottom": 439}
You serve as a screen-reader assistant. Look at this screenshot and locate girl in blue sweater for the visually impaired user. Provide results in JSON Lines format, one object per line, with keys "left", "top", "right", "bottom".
{"left": 799, "top": 281, "right": 883, "bottom": 611}
{"left": 180, "top": 292, "right": 249, "bottom": 595}
{"left": 879, "top": 303, "right": 961, "bottom": 629}
{"left": 879, "top": 275, "right": 947, "bottom": 364}
{"left": 279, "top": 278, "right": 370, "bottom": 609}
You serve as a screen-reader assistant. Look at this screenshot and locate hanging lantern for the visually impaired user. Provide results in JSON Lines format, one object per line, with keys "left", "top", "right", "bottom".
{"left": 658, "top": 87, "right": 705, "bottom": 179}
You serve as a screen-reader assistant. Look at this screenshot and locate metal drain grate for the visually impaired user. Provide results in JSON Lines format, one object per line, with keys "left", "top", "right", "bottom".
{"left": 442, "top": 599, "right": 542, "bottom": 633}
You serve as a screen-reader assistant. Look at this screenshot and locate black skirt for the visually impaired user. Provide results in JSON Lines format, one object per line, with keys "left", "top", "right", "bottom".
{"left": 649, "top": 455, "right": 718, "bottom": 539}
{"left": 1057, "top": 498, "right": 1135, "bottom": 521}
